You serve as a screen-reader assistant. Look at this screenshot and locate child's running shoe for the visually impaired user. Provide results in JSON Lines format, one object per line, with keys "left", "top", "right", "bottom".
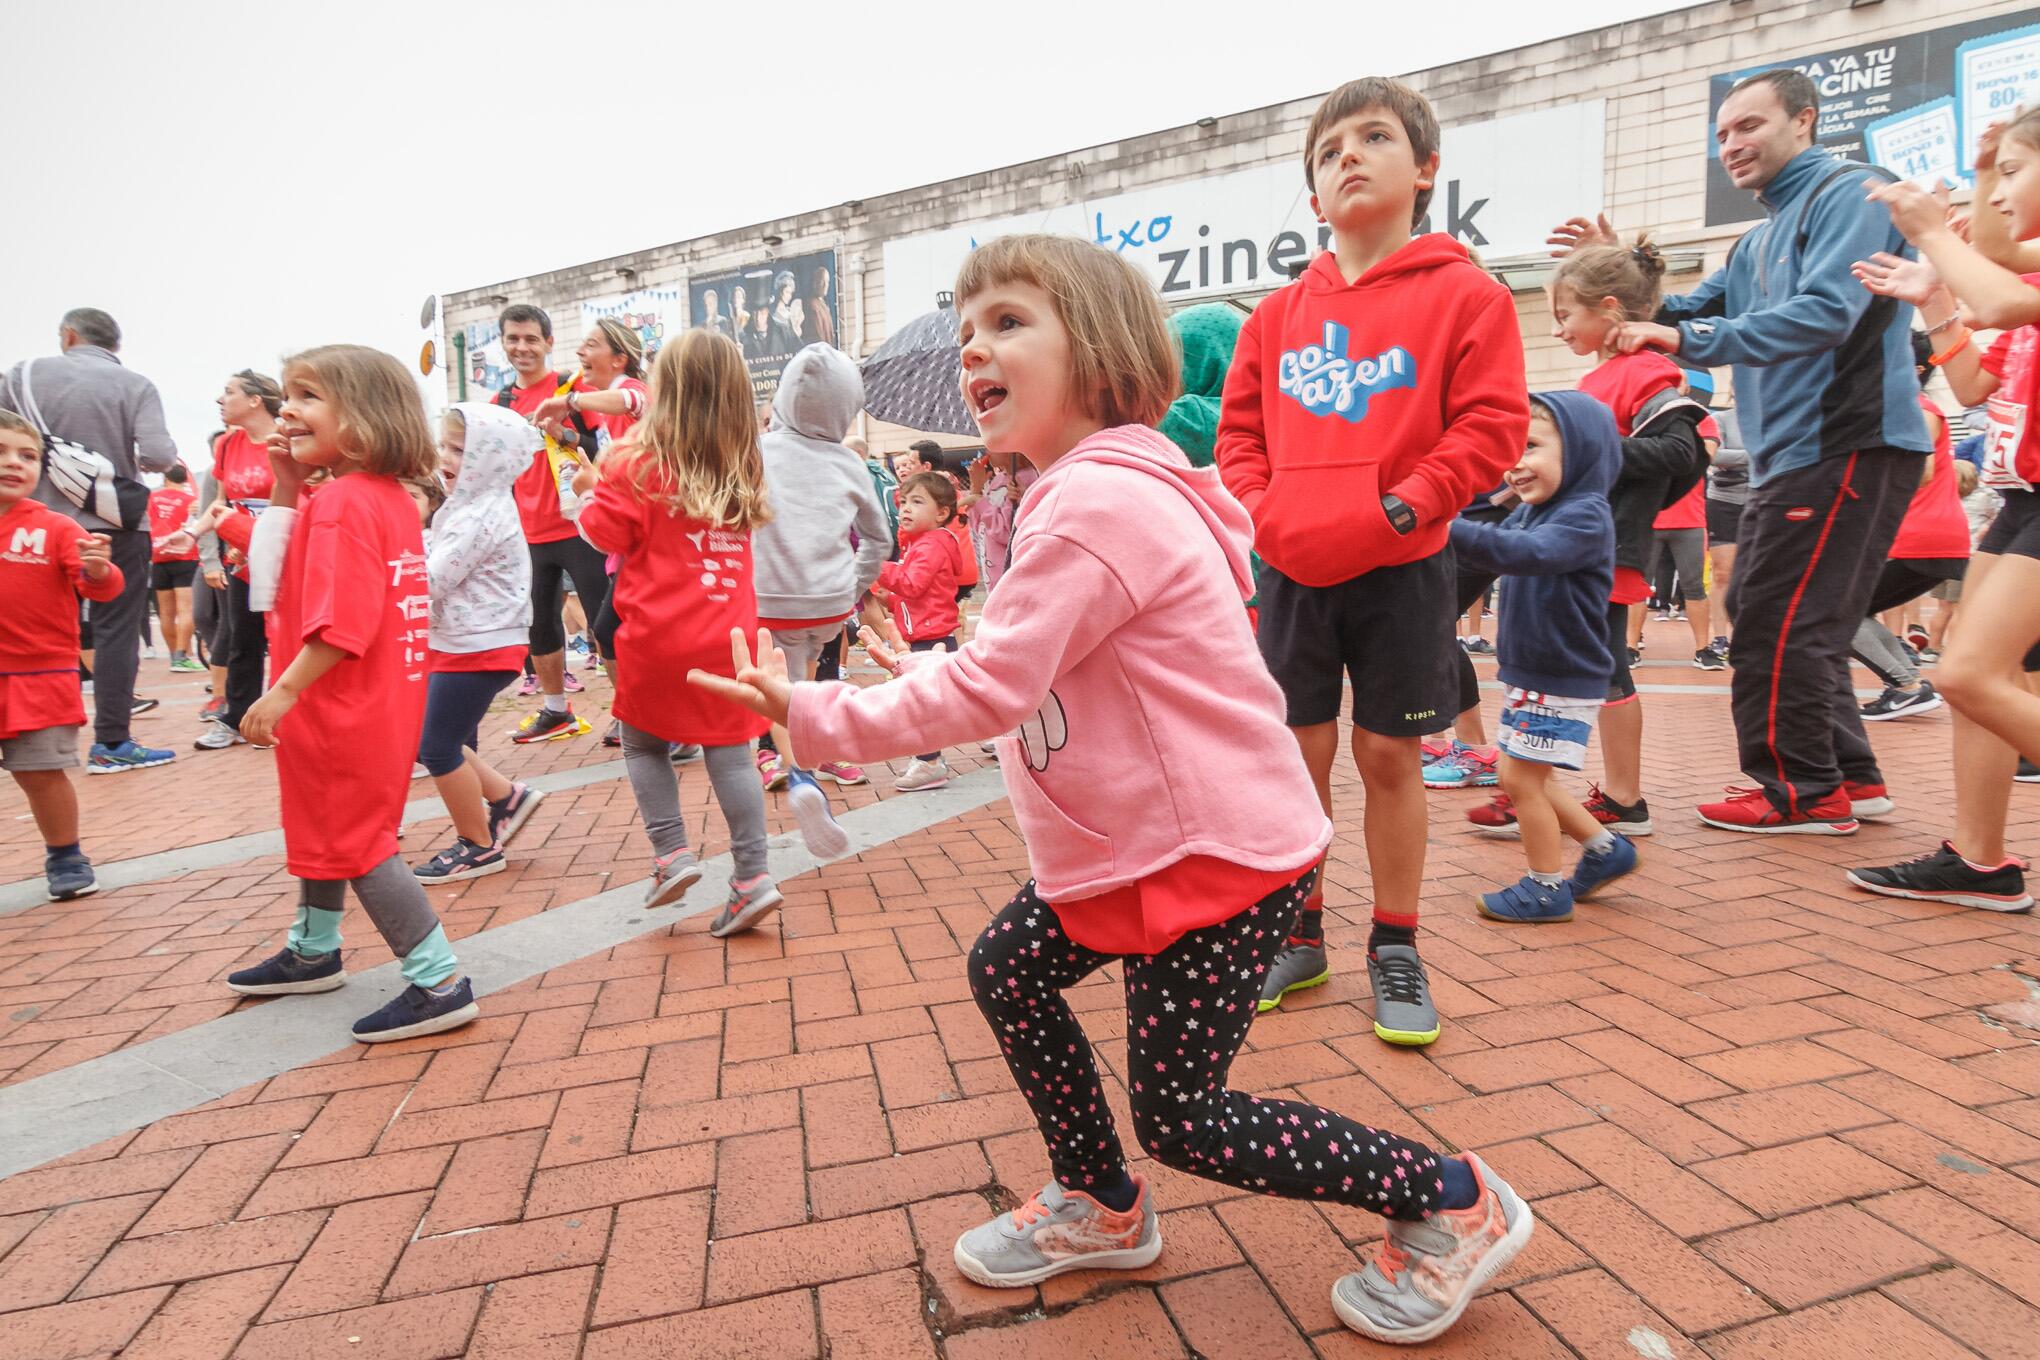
{"left": 487, "top": 783, "right": 544, "bottom": 846}
{"left": 2019, "top": 759, "right": 2040, "bottom": 784}
{"left": 86, "top": 740, "right": 175, "bottom": 773}
{"left": 227, "top": 947, "right": 345, "bottom": 995}
{"left": 786, "top": 769, "right": 851, "bottom": 860}
{"left": 710, "top": 874, "right": 784, "bottom": 937}
{"left": 1466, "top": 793, "right": 1519, "bottom": 837}
{"left": 1331, "top": 1153, "right": 1533, "bottom": 1345}
{"left": 756, "top": 748, "right": 787, "bottom": 791}
{"left": 895, "top": 756, "right": 951, "bottom": 792}
{"left": 516, "top": 674, "right": 539, "bottom": 698}
{"left": 602, "top": 718, "right": 622, "bottom": 748}
{"left": 1847, "top": 842, "right": 2034, "bottom": 912}
{"left": 669, "top": 744, "right": 703, "bottom": 764}
{"left": 512, "top": 707, "right": 589, "bottom": 744}
{"left": 1905, "top": 622, "right": 1932, "bottom": 651}
{"left": 1860, "top": 680, "right": 1941, "bottom": 721}
{"left": 644, "top": 850, "right": 703, "bottom": 908}
{"left": 1367, "top": 946, "right": 1439, "bottom": 1046}
{"left": 1581, "top": 785, "right": 1653, "bottom": 836}
{"left": 815, "top": 760, "right": 867, "bottom": 786}
{"left": 44, "top": 850, "right": 97, "bottom": 901}
{"left": 1424, "top": 745, "right": 1499, "bottom": 789}
{"left": 953, "top": 1176, "right": 1159, "bottom": 1287}
{"left": 352, "top": 976, "right": 478, "bottom": 1043}
{"left": 414, "top": 836, "right": 506, "bottom": 883}
{"left": 1256, "top": 941, "right": 1330, "bottom": 1011}
{"left": 193, "top": 721, "right": 245, "bottom": 751}
{"left": 1477, "top": 875, "right": 1575, "bottom": 924}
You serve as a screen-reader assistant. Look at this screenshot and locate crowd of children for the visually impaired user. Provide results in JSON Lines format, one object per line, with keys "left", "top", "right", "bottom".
{"left": 18, "top": 65, "right": 2040, "bottom": 1349}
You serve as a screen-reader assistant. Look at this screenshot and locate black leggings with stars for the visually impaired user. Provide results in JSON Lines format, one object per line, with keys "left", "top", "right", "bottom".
{"left": 969, "top": 876, "right": 1449, "bottom": 1221}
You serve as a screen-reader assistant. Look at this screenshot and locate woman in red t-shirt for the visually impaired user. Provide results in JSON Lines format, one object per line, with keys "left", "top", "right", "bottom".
{"left": 196, "top": 370, "right": 283, "bottom": 752}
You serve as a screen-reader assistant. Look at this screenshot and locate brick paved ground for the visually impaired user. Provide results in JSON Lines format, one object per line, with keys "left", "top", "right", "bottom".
{"left": 4, "top": 621, "right": 2040, "bottom": 1358}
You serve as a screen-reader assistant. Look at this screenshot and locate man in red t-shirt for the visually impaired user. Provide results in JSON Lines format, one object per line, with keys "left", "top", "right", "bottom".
{"left": 491, "top": 305, "right": 607, "bottom": 744}
{"left": 146, "top": 463, "right": 203, "bottom": 672}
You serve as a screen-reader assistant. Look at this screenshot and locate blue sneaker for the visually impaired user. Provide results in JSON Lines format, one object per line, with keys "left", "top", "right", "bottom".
{"left": 1568, "top": 833, "right": 1638, "bottom": 901}
{"left": 1476, "top": 875, "right": 1575, "bottom": 924}
{"left": 785, "top": 768, "right": 851, "bottom": 860}
{"left": 86, "top": 740, "right": 175, "bottom": 774}
{"left": 45, "top": 851, "right": 97, "bottom": 901}
{"left": 1423, "top": 745, "right": 1499, "bottom": 790}
{"left": 227, "top": 946, "right": 346, "bottom": 995}
{"left": 352, "top": 977, "right": 478, "bottom": 1043}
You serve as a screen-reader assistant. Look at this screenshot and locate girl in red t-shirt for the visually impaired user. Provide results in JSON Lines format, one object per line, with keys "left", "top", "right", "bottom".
{"left": 223, "top": 345, "right": 479, "bottom": 1044}
{"left": 573, "top": 330, "right": 777, "bottom": 936}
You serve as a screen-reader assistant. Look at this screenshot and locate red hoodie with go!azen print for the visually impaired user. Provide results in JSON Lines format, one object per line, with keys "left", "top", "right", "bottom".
{"left": 1215, "top": 235, "right": 1527, "bottom": 587}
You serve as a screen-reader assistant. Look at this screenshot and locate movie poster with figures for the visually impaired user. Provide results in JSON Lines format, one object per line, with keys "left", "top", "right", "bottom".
{"left": 1704, "top": 8, "right": 2040, "bottom": 225}
{"left": 689, "top": 249, "right": 838, "bottom": 402}
{"left": 581, "top": 288, "right": 681, "bottom": 365}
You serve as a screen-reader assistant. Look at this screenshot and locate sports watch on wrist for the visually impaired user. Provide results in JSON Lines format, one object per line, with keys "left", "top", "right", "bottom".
{"left": 1381, "top": 494, "right": 1417, "bottom": 535}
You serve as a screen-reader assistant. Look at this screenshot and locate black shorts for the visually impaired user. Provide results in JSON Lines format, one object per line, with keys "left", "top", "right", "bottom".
{"left": 528, "top": 536, "right": 612, "bottom": 657}
{"left": 149, "top": 560, "right": 197, "bottom": 590}
{"left": 1981, "top": 488, "right": 2040, "bottom": 561}
{"left": 1605, "top": 602, "right": 1636, "bottom": 703}
{"left": 1257, "top": 551, "right": 1457, "bottom": 736}
{"left": 1705, "top": 497, "right": 1744, "bottom": 547}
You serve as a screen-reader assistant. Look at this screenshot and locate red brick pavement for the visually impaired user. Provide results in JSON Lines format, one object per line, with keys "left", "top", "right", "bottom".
{"left": 4, "top": 624, "right": 2040, "bottom": 1357}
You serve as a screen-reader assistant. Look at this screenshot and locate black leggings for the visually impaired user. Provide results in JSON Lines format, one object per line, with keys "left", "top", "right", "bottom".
{"left": 970, "top": 878, "right": 1448, "bottom": 1219}
{"left": 591, "top": 572, "right": 621, "bottom": 659}
{"left": 417, "top": 669, "right": 518, "bottom": 776}
{"left": 221, "top": 574, "right": 269, "bottom": 726}
{"left": 528, "top": 536, "right": 612, "bottom": 658}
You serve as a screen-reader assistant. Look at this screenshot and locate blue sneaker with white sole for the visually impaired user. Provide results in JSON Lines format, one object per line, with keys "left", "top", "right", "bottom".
{"left": 351, "top": 977, "right": 478, "bottom": 1043}
{"left": 1476, "top": 875, "right": 1575, "bottom": 924}
{"left": 786, "top": 768, "right": 851, "bottom": 860}
{"left": 227, "top": 947, "right": 346, "bottom": 995}
{"left": 1567, "top": 833, "right": 1638, "bottom": 901}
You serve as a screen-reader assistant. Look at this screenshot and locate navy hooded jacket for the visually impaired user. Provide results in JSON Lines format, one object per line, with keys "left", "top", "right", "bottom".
{"left": 1449, "top": 390, "right": 1618, "bottom": 701}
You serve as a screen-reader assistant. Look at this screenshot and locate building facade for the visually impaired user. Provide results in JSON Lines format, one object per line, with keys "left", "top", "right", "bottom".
{"left": 444, "top": 0, "right": 2029, "bottom": 450}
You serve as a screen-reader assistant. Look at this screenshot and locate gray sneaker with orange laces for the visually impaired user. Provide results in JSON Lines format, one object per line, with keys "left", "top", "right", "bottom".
{"left": 953, "top": 1176, "right": 1160, "bottom": 1287}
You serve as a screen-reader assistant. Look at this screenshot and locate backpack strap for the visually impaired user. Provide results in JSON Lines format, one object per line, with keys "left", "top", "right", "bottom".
{"left": 493, "top": 383, "right": 516, "bottom": 409}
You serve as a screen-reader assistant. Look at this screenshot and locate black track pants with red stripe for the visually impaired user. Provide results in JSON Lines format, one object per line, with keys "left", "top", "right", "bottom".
{"left": 1723, "top": 448, "right": 1923, "bottom": 815}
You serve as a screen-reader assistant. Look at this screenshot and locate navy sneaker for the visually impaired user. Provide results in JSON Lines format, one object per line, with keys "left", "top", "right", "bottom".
{"left": 227, "top": 947, "right": 345, "bottom": 995}
{"left": 1567, "top": 833, "right": 1638, "bottom": 901}
{"left": 86, "top": 740, "right": 175, "bottom": 774}
{"left": 45, "top": 851, "right": 97, "bottom": 901}
{"left": 351, "top": 977, "right": 478, "bottom": 1043}
{"left": 486, "top": 782, "right": 545, "bottom": 847}
{"left": 413, "top": 836, "right": 505, "bottom": 883}
{"left": 1476, "top": 875, "right": 1575, "bottom": 924}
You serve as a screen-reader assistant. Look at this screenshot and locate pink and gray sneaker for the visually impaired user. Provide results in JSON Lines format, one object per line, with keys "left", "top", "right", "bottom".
{"left": 953, "top": 1175, "right": 1160, "bottom": 1287}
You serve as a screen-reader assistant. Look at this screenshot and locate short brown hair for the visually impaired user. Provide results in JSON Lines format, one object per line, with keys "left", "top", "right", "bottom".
{"left": 1305, "top": 77, "right": 1440, "bottom": 227}
{"left": 954, "top": 234, "right": 1176, "bottom": 430}
{"left": 0, "top": 408, "right": 36, "bottom": 442}
{"left": 281, "top": 345, "right": 438, "bottom": 481}
{"left": 1726, "top": 68, "right": 1819, "bottom": 124}
{"left": 1551, "top": 237, "right": 1668, "bottom": 324}
{"left": 899, "top": 470, "right": 958, "bottom": 525}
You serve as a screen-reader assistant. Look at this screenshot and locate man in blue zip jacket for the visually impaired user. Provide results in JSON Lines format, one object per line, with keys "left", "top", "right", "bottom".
{"left": 1552, "top": 68, "right": 1930, "bottom": 835}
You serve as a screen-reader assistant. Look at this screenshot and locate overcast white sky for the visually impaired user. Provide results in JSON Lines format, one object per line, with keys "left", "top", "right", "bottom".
{"left": 5, "top": 0, "right": 1695, "bottom": 468}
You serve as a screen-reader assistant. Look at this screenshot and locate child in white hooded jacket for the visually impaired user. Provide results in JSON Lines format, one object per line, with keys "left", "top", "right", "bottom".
{"left": 411, "top": 404, "right": 547, "bottom": 882}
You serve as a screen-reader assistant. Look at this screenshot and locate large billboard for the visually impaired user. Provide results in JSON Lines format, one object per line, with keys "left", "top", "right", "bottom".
{"left": 689, "top": 250, "right": 839, "bottom": 403}
{"left": 581, "top": 287, "right": 682, "bottom": 364}
{"left": 1704, "top": 9, "right": 2040, "bottom": 225}
{"left": 881, "top": 102, "right": 1606, "bottom": 320}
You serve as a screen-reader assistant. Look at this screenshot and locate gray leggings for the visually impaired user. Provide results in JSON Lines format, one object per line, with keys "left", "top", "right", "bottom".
{"left": 621, "top": 723, "right": 768, "bottom": 879}
{"left": 302, "top": 854, "right": 443, "bottom": 958}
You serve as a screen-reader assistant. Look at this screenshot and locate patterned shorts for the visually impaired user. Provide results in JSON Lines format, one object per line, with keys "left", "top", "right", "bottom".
{"left": 1498, "top": 686, "right": 1601, "bottom": 771}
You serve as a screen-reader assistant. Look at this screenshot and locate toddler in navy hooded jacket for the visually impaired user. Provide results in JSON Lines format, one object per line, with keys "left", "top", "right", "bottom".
{"left": 1449, "top": 391, "right": 1638, "bottom": 924}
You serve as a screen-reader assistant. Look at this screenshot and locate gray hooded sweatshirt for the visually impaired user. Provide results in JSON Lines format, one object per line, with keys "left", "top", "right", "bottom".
{"left": 430, "top": 404, "right": 537, "bottom": 653}
{"left": 753, "top": 345, "right": 890, "bottom": 622}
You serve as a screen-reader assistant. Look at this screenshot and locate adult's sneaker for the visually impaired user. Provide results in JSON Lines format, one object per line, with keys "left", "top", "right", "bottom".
{"left": 814, "top": 760, "right": 867, "bottom": 786}
{"left": 131, "top": 697, "right": 160, "bottom": 716}
{"left": 351, "top": 977, "right": 478, "bottom": 1043}
{"left": 1698, "top": 786, "right": 1857, "bottom": 835}
{"left": 710, "top": 874, "right": 784, "bottom": 937}
{"left": 487, "top": 783, "right": 544, "bottom": 846}
{"left": 1567, "top": 833, "right": 1638, "bottom": 901}
{"left": 198, "top": 696, "right": 226, "bottom": 724}
{"left": 1860, "top": 681, "right": 1941, "bottom": 721}
{"left": 2019, "top": 758, "right": 2040, "bottom": 784}
{"left": 1477, "top": 875, "right": 1574, "bottom": 924}
{"left": 1331, "top": 1153, "right": 1533, "bottom": 1345}
{"left": 1582, "top": 785, "right": 1654, "bottom": 835}
{"left": 1256, "top": 940, "right": 1331, "bottom": 1012}
{"left": 602, "top": 718, "right": 622, "bottom": 748}
{"left": 170, "top": 655, "right": 206, "bottom": 673}
{"left": 87, "top": 740, "right": 175, "bottom": 773}
{"left": 895, "top": 756, "right": 951, "bottom": 792}
{"left": 1459, "top": 636, "right": 1494, "bottom": 656}
{"left": 644, "top": 851, "right": 703, "bottom": 908}
{"left": 1842, "top": 780, "right": 1894, "bottom": 818}
{"left": 1905, "top": 622, "right": 1932, "bottom": 651}
{"left": 953, "top": 1176, "right": 1159, "bottom": 1287}
{"left": 786, "top": 769, "right": 851, "bottom": 860}
{"left": 1846, "top": 842, "right": 2034, "bottom": 912}
{"left": 1424, "top": 745, "right": 1499, "bottom": 789}
{"left": 45, "top": 850, "right": 97, "bottom": 901}
{"left": 1709, "top": 635, "right": 1731, "bottom": 661}
{"left": 561, "top": 671, "right": 585, "bottom": 695}
{"left": 1421, "top": 737, "right": 1458, "bottom": 769}
{"left": 670, "top": 744, "right": 703, "bottom": 764}
{"left": 1626, "top": 646, "right": 1643, "bottom": 667}
{"left": 193, "top": 720, "right": 244, "bottom": 751}
{"left": 226, "top": 947, "right": 345, "bottom": 995}
{"left": 1368, "top": 945, "right": 1439, "bottom": 1046}
{"left": 1692, "top": 647, "right": 1727, "bottom": 671}
{"left": 413, "top": 836, "right": 506, "bottom": 883}
{"left": 516, "top": 674, "right": 539, "bottom": 698}
{"left": 512, "top": 707, "right": 589, "bottom": 744}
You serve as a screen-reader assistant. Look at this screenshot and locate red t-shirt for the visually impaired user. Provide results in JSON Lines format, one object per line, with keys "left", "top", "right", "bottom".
{"left": 0, "top": 500, "right": 125, "bottom": 738}
{"left": 1981, "top": 300, "right": 2040, "bottom": 490}
{"left": 575, "top": 459, "right": 770, "bottom": 746}
{"left": 1581, "top": 351, "right": 1684, "bottom": 605}
{"left": 500, "top": 373, "right": 592, "bottom": 545}
{"left": 430, "top": 644, "right": 526, "bottom": 674}
{"left": 1653, "top": 483, "right": 1706, "bottom": 531}
{"left": 598, "top": 376, "right": 649, "bottom": 450}
{"left": 1051, "top": 855, "right": 1309, "bottom": 955}
{"left": 212, "top": 430, "right": 275, "bottom": 503}
{"left": 1892, "top": 394, "right": 1970, "bottom": 560}
{"left": 148, "top": 486, "right": 199, "bottom": 562}
{"left": 271, "top": 477, "right": 431, "bottom": 880}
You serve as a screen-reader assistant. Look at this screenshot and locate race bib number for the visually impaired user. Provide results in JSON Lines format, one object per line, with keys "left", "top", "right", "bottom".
{"left": 1983, "top": 392, "right": 2034, "bottom": 492}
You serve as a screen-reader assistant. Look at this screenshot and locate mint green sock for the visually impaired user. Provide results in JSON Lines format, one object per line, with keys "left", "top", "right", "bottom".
{"left": 400, "top": 925, "right": 458, "bottom": 989}
{"left": 287, "top": 904, "right": 343, "bottom": 957}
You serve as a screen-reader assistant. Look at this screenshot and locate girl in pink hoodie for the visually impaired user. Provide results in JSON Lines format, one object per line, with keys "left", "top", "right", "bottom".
{"left": 691, "top": 234, "right": 1531, "bottom": 1346}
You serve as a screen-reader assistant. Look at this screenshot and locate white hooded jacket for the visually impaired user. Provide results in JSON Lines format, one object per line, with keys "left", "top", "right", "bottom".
{"left": 431, "top": 403, "right": 536, "bottom": 653}
{"left": 752, "top": 345, "right": 890, "bottom": 622}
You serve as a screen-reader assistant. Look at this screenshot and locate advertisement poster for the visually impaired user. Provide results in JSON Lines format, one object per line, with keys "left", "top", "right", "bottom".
{"left": 464, "top": 319, "right": 510, "bottom": 397}
{"left": 689, "top": 250, "right": 839, "bottom": 402}
{"left": 1704, "top": 9, "right": 2040, "bottom": 225}
{"left": 882, "top": 102, "right": 1605, "bottom": 319}
{"left": 580, "top": 287, "right": 682, "bottom": 364}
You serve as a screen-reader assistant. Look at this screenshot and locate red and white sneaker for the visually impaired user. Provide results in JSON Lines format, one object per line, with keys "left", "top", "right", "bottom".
{"left": 1843, "top": 780, "right": 1895, "bottom": 818}
{"left": 1698, "top": 786, "right": 1857, "bottom": 835}
{"left": 1466, "top": 793, "right": 1518, "bottom": 838}
{"left": 814, "top": 760, "right": 867, "bottom": 786}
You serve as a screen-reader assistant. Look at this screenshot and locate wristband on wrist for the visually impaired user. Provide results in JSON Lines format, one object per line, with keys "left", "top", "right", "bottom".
{"left": 1929, "top": 331, "right": 1972, "bottom": 367}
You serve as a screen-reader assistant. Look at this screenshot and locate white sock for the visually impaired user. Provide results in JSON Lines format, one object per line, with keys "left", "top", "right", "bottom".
{"left": 543, "top": 693, "right": 568, "bottom": 715}
{"left": 1584, "top": 830, "right": 1618, "bottom": 856}
{"left": 1529, "top": 869, "right": 1565, "bottom": 889}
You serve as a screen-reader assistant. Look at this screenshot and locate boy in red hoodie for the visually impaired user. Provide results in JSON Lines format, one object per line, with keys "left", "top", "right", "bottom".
{"left": 1217, "top": 77, "right": 1527, "bottom": 1042}
{"left": 0, "top": 411, "right": 125, "bottom": 901}
{"left": 878, "top": 470, "right": 963, "bottom": 790}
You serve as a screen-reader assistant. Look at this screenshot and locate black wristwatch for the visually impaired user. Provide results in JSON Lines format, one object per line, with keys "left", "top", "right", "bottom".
{"left": 1381, "top": 494, "right": 1417, "bottom": 535}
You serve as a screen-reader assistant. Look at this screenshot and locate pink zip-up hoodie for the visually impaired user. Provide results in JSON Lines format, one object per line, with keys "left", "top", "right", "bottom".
{"left": 790, "top": 424, "right": 1331, "bottom": 905}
